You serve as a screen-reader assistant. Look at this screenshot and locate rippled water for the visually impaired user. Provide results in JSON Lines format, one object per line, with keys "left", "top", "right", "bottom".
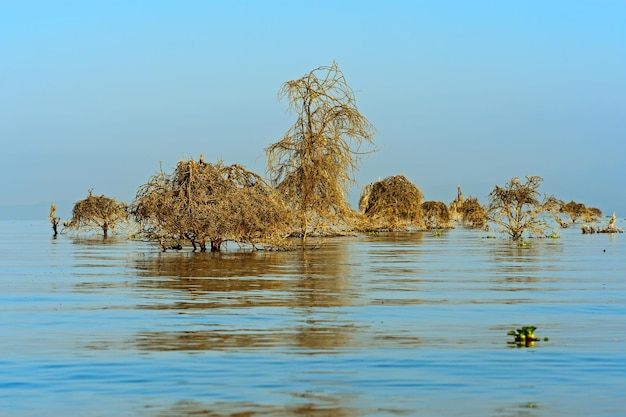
{"left": 1, "top": 220, "right": 625, "bottom": 416}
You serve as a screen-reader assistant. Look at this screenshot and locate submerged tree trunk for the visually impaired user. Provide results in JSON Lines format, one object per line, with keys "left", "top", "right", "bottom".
{"left": 210, "top": 238, "right": 223, "bottom": 252}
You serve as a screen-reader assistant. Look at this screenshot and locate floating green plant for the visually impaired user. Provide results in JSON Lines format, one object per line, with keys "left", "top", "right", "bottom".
{"left": 518, "top": 239, "right": 532, "bottom": 247}
{"left": 508, "top": 326, "right": 543, "bottom": 347}
{"left": 545, "top": 231, "right": 560, "bottom": 239}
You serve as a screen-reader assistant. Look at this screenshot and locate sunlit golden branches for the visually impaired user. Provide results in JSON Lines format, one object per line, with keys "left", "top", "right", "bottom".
{"left": 65, "top": 190, "right": 128, "bottom": 237}
{"left": 486, "top": 176, "right": 558, "bottom": 239}
{"left": 358, "top": 175, "right": 424, "bottom": 231}
{"left": 131, "top": 157, "right": 292, "bottom": 251}
{"left": 266, "top": 61, "right": 376, "bottom": 239}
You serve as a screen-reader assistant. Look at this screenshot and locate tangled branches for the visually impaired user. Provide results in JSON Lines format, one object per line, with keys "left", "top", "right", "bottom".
{"left": 131, "top": 157, "right": 292, "bottom": 251}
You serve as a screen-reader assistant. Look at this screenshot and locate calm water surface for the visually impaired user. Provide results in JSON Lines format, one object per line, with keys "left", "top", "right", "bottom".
{"left": 1, "top": 220, "right": 625, "bottom": 416}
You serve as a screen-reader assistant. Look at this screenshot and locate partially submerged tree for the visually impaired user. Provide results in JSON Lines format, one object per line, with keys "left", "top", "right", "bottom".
{"left": 560, "top": 200, "right": 587, "bottom": 224}
{"left": 131, "top": 157, "right": 292, "bottom": 251}
{"left": 449, "top": 185, "right": 465, "bottom": 221}
{"left": 422, "top": 201, "right": 452, "bottom": 229}
{"left": 49, "top": 202, "right": 61, "bottom": 237}
{"left": 486, "top": 176, "right": 558, "bottom": 240}
{"left": 65, "top": 190, "right": 128, "bottom": 238}
{"left": 266, "top": 62, "right": 376, "bottom": 239}
{"left": 359, "top": 175, "right": 424, "bottom": 231}
{"left": 459, "top": 196, "right": 487, "bottom": 229}
{"left": 584, "top": 207, "right": 603, "bottom": 222}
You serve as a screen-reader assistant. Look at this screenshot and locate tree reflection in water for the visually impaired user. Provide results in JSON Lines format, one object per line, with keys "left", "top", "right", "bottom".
{"left": 129, "top": 238, "right": 360, "bottom": 352}
{"left": 152, "top": 399, "right": 361, "bottom": 417}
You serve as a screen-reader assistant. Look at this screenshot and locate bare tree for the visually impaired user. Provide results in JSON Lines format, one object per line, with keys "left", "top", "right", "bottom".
{"left": 266, "top": 62, "right": 376, "bottom": 240}
{"left": 358, "top": 175, "right": 424, "bottom": 231}
{"left": 486, "top": 176, "right": 558, "bottom": 239}
{"left": 65, "top": 190, "right": 128, "bottom": 238}
{"left": 131, "top": 157, "right": 291, "bottom": 251}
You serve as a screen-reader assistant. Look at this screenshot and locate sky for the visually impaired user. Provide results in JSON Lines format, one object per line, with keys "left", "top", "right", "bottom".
{"left": 1, "top": 0, "right": 625, "bottom": 220}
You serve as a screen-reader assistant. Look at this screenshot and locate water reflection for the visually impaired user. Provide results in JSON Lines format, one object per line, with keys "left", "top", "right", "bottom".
{"left": 152, "top": 399, "right": 361, "bottom": 417}
{"left": 489, "top": 239, "right": 564, "bottom": 289}
{"left": 117, "top": 240, "right": 361, "bottom": 352}
{"left": 133, "top": 322, "right": 359, "bottom": 352}
{"left": 131, "top": 241, "right": 356, "bottom": 310}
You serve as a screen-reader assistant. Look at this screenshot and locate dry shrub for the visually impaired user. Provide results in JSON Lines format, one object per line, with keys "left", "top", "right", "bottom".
{"left": 459, "top": 197, "right": 487, "bottom": 229}
{"left": 584, "top": 207, "right": 603, "bottom": 222}
{"left": 131, "top": 157, "right": 292, "bottom": 251}
{"left": 487, "top": 176, "right": 558, "bottom": 239}
{"left": 560, "top": 200, "right": 588, "bottom": 224}
{"left": 358, "top": 175, "right": 424, "bottom": 231}
{"left": 65, "top": 190, "right": 128, "bottom": 237}
{"left": 422, "top": 201, "right": 452, "bottom": 229}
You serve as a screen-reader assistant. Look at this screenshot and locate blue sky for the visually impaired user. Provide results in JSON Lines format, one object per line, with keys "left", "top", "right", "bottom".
{"left": 1, "top": 1, "right": 625, "bottom": 219}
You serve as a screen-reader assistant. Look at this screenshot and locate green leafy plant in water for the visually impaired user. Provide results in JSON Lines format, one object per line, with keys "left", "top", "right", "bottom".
{"left": 545, "top": 230, "right": 560, "bottom": 239}
{"left": 518, "top": 239, "right": 531, "bottom": 247}
{"left": 508, "top": 326, "right": 542, "bottom": 347}
{"left": 432, "top": 230, "right": 441, "bottom": 237}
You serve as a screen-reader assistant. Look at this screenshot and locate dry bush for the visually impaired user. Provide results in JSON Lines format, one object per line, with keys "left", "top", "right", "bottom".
{"left": 422, "top": 201, "right": 452, "bottom": 229}
{"left": 131, "top": 157, "right": 292, "bottom": 251}
{"left": 559, "top": 200, "right": 588, "bottom": 224}
{"left": 65, "top": 190, "right": 128, "bottom": 237}
{"left": 459, "top": 197, "right": 487, "bottom": 229}
{"left": 266, "top": 61, "right": 376, "bottom": 239}
{"left": 358, "top": 175, "right": 424, "bottom": 231}
{"left": 487, "top": 176, "right": 558, "bottom": 239}
{"left": 584, "top": 207, "right": 603, "bottom": 222}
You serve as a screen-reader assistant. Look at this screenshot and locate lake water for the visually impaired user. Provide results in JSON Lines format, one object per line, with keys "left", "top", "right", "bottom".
{"left": 1, "top": 220, "right": 625, "bottom": 416}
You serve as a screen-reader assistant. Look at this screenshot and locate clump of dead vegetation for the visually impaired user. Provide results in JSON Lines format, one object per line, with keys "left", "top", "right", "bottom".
{"left": 422, "top": 201, "right": 453, "bottom": 229}
{"left": 358, "top": 175, "right": 424, "bottom": 231}
{"left": 130, "top": 156, "right": 292, "bottom": 251}
{"left": 557, "top": 200, "right": 603, "bottom": 228}
{"left": 64, "top": 190, "right": 128, "bottom": 238}
{"left": 581, "top": 212, "right": 623, "bottom": 234}
{"left": 449, "top": 186, "right": 487, "bottom": 229}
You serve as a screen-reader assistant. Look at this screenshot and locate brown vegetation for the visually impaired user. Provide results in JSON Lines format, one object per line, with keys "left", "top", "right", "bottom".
{"left": 131, "top": 157, "right": 292, "bottom": 251}
{"left": 584, "top": 207, "right": 603, "bottom": 222}
{"left": 459, "top": 197, "right": 488, "bottom": 229}
{"left": 581, "top": 212, "right": 623, "bottom": 234}
{"left": 557, "top": 200, "right": 603, "bottom": 227}
{"left": 65, "top": 190, "right": 128, "bottom": 238}
{"left": 449, "top": 185, "right": 465, "bottom": 221}
{"left": 266, "top": 61, "right": 376, "bottom": 240}
{"left": 486, "top": 176, "right": 559, "bottom": 240}
{"left": 422, "top": 201, "right": 452, "bottom": 229}
{"left": 559, "top": 200, "right": 587, "bottom": 224}
{"left": 359, "top": 175, "right": 424, "bottom": 231}
{"left": 49, "top": 202, "right": 61, "bottom": 237}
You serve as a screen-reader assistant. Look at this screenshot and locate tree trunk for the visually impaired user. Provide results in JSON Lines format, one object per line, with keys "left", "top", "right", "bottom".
{"left": 211, "top": 238, "right": 223, "bottom": 252}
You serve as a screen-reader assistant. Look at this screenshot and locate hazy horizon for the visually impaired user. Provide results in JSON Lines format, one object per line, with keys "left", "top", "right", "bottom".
{"left": 2, "top": 1, "right": 625, "bottom": 220}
